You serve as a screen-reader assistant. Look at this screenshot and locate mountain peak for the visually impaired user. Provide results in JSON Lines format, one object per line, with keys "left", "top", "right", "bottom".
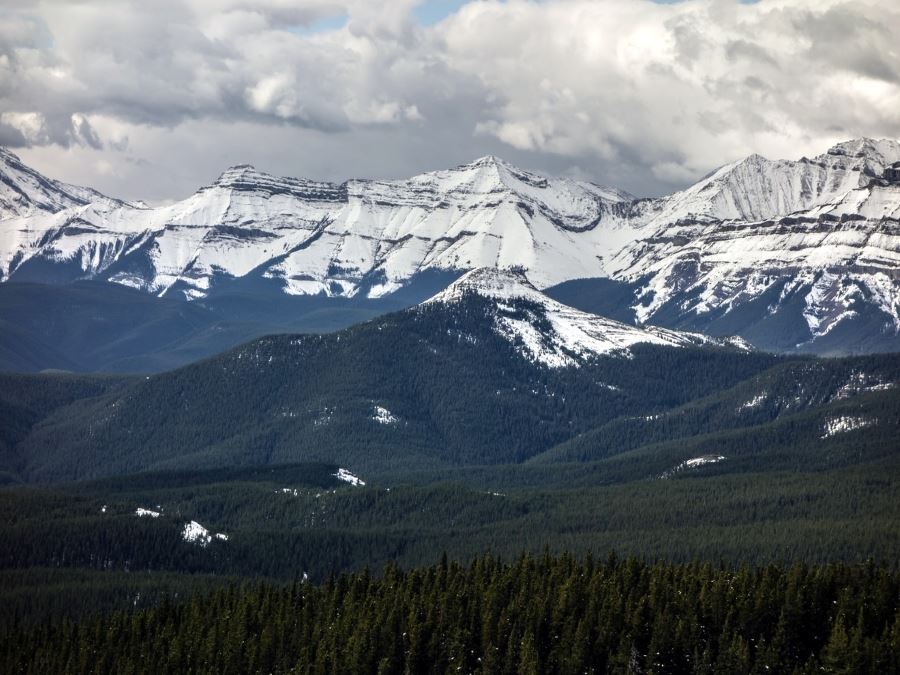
{"left": 742, "top": 153, "right": 768, "bottom": 165}
{"left": 426, "top": 267, "right": 541, "bottom": 305}
{"left": 441, "top": 154, "right": 561, "bottom": 194}
{"left": 463, "top": 155, "right": 509, "bottom": 169}
{"left": 213, "top": 164, "right": 266, "bottom": 186}
{"left": 426, "top": 267, "right": 730, "bottom": 367}
{"left": 444, "top": 155, "right": 516, "bottom": 183}
{"left": 0, "top": 146, "right": 112, "bottom": 219}
{"left": 824, "top": 137, "right": 900, "bottom": 163}
{"left": 206, "top": 164, "right": 347, "bottom": 203}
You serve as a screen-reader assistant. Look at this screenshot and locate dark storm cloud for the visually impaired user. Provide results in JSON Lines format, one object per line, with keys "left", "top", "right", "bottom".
{"left": 796, "top": 4, "right": 899, "bottom": 83}
{"left": 0, "top": 121, "right": 28, "bottom": 148}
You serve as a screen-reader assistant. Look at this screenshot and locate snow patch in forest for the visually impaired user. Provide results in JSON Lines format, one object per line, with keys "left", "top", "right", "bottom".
{"left": 661, "top": 455, "right": 725, "bottom": 478}
{"left": 739, "top": 393, "right": 767, "bottom": 411}
{"left": 372, "top": 405, "right": 398, "bottom": 425}
{"left": 684, "top": 456, "right": 725, "bottom": 469}
{"left": 335, "top": 468, "right": 365, "bottom": 486}
{"left": 182, "top": 520, "right": 228, "bottom": 547}
{"left": 821, "top": 416, "right": 874, "bottom": 438}
{"left": 313, "top": 407, "right": 335, "bottom": 426}
{"left": 832, "top": 372, "right": 895, "bottom": 401}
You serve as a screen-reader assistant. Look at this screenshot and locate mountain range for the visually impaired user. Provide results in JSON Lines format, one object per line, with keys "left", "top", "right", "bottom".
{"left": 0, "top": 138, "right": 899, "bottom": 369}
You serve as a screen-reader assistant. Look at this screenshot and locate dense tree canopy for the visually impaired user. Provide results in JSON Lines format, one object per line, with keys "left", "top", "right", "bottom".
{"left": 4, "top": 554, "right": 899, "bottom": 674}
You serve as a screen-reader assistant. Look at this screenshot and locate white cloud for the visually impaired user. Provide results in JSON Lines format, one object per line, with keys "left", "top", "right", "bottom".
{"left": 2, "top": 0, "right": 898, "bottom": 200}
{"left": 0, "top": 112, "right": 51, "bottom": 145}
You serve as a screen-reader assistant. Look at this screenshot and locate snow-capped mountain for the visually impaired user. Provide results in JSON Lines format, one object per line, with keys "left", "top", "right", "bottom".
{"left": 0, "top": 155, "right": 638, "bottom": 297}
{"left": 425, "top": 267, "right": 744, "bottom": 367}
{"left": 610, "top": 146, "right": 900, "bottom": 352}
{"left": 0, "top": 148, "right": 119, "bottom": 218}
{"left": 613, "top": 185, "right": 900, "bottom": 314}
{"left": 632, "top": 138, "right": 900, "bottom": 227}
{"left": 1, "top": 138, "right": 899, "bottom": 354}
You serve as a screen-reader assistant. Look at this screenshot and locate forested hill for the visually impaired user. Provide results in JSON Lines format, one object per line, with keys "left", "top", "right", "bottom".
{"left": 2, "top": 291, "right": 899, "bottom": 484}
{"left": 1, "top": 284, "right": 898, "bottom": 674}
{"left": 4, "top": 554, "right": 898, "bottom": 674}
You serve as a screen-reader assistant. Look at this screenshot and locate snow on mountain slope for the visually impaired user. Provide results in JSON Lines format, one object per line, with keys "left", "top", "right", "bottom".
{"left": 611, "top": 180, "right": 900, "bottom": 343}
{"left": 1, "top": 138, "right": 899, "bottom": 354}
{"left": 0, "top": 148, "right": 119, "bottom": 219}
{"left": 0, "top": 164, "right": 340, "bottom": 290}
{"left": 0, "top": 155, "right": 638, "bottom": 295}
{"left": 426, "top": 268, "right": 740, "bottom": 367}
{"left": 273, "top": 156, "right": 640, "bottom": 297}
{"left": 633, "top": 138, "right": 900, "bottom": 227}
{"left": 3, "top": 140, "right": 898, "bottom": 298}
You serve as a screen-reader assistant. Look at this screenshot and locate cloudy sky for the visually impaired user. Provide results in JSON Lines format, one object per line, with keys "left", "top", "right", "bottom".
{"left": 2, "top": 0, "right": 898, "bottom": 202}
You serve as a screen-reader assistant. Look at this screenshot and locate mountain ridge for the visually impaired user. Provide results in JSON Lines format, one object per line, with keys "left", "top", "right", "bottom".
{"left": 1, "top": 138, "right": 899, "bottom": 356}
{"left": 0, "top": 147, "right": 123, "bottom": 219}
{"left": 425, "top": 267, "right": 747, "bottom": 367}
